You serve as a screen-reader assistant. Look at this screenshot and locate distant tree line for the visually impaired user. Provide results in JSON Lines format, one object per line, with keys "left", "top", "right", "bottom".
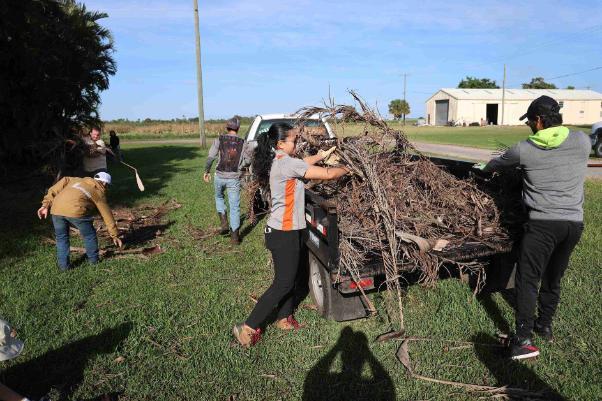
{"left": 458, "top": 77, "right": 500, "bottom": 89}
{"left": 0, "top": 0, "right": 115, "bottom": 172}
{"left": 104, "top": 116, "right": 257, "bottom": 125}
{"left": 457, "top": 76, "right": 574, "bottom": 90}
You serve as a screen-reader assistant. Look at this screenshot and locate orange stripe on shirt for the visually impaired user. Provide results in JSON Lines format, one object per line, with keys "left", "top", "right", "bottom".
{"left": 282, "top": 178, "right": 296, "bottom": 230}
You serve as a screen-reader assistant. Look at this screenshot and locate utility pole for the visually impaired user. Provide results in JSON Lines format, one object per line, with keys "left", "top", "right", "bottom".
{"left": 403, "top": 73, "right": 408, "bottom": 101}
{"left": 501, "top": 64, "right": 506, "bottom": 126}
{"left": 193, "top": 0, "right": 206, "bottom": 147}
{"left": 402, "top": 73, "right": 410, "bottom": 125}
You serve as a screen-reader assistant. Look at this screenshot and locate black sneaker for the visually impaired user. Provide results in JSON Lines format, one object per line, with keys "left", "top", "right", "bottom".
{"left": 510, "top": 336, "right": 540, "bottom": 360}
{"left": 534, "top": 322, "right": 554, "bottom": 343}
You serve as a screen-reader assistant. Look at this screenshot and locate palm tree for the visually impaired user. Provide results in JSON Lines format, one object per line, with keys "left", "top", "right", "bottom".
{"left": 0, "top": 0, "right": 116, "bottom": 171}
{"left": 388, "top": 99, "right": 411, "bottom": 125}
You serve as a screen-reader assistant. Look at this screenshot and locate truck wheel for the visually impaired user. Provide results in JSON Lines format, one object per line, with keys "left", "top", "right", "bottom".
{"left": 308, "top": 252, "right": 368, "bottom": 321}
{"left": 594, "top": 138, "right": 602, "bottom": 158}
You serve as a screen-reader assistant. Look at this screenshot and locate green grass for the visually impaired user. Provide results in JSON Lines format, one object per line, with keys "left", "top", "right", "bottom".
{"left": 120, "top": 123, "right": 593, "bottom": 154}
{"left": 335, "top": 122, "right": 592, "bottom": 150}
{"left": 1, "top": 144, "right": 600, "bottom": 400}
{"left": 117, "top": 124, "right": 252, "bottom": 142}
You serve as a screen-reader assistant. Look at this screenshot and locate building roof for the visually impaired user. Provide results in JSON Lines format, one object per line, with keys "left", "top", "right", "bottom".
{"left": 429, "top": 88, "right": 602, "bottom": 102}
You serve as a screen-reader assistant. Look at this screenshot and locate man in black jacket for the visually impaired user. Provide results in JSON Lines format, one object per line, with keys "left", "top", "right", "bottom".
{"left": 203, "top": 117, "right": 250, "bottom": 244}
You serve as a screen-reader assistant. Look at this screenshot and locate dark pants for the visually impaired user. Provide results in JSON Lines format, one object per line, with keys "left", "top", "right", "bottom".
{"left": 246, "top": 227, "right": 306, "bottom": 329}
{"left": 52, "top": 215, "right": 99, "bottom": 270}
{"left": 515, "top": 220, "right": 583, "bottom": 338}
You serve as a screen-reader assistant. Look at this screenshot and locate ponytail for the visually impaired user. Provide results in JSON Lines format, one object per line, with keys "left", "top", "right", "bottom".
{"left": 252, "top": 122, "right": 293, "bottom": 189}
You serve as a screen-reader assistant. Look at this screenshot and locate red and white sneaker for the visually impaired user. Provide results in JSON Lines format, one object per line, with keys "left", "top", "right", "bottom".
{"left": 509, "top": 336, "right": 540, "bottom": 360}
{"left": 232, "top": 324, "right": 262, "bottom": 347}
{"left": 275, "top": 315, "right": 304, "bottom": 331}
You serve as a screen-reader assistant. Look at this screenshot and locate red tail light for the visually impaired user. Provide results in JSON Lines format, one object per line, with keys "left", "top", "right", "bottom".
{"left": 349, "top": 278, "right": 373, "bottom": 289}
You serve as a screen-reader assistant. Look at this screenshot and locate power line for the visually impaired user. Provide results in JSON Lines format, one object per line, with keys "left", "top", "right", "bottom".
{"left": 506, "top": 65, "right": 602, "bottom": 88}
{"left": 546, "top": 66, "right": 602, "bottom": 81}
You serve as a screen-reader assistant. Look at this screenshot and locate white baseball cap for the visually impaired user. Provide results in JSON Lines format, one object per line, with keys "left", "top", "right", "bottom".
{"left": 94, "top": 172, "right": 112, "bottom": 185}
{"left": 0, "top": 319, "right": 24, "bottom": 361}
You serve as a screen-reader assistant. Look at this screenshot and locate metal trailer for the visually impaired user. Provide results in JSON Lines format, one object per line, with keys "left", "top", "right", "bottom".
{"left": 304, "top": 156, "right": 516, "bottom": 321}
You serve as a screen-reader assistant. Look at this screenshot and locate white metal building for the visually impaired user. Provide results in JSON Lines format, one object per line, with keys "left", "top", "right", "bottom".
{"left": 425, "top": 88, "right": 602, "bottom": 126}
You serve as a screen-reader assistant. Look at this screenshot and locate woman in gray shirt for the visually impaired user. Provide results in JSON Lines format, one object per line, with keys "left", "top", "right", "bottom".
{"left": 233, "top": 123, "right": 349, "bottom": 348}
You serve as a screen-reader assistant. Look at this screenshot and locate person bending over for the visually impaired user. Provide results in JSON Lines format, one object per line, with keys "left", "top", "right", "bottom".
{"left": 37, "top": 172, "right": 122, "bottom": 270}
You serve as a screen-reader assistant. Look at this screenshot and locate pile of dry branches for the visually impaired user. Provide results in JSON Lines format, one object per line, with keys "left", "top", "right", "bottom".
{"left": 295, "top": 92, "right": 517, "bottom": 329}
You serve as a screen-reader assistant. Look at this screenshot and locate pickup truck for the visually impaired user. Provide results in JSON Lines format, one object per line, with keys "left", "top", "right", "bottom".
{"left": 244, "top": 115, "right": 515, "bottom": 321}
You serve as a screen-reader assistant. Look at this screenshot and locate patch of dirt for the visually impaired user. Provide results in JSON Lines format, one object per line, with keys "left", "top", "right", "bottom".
{"left": 43, "top": 198, "right": 181, "bottom": 260}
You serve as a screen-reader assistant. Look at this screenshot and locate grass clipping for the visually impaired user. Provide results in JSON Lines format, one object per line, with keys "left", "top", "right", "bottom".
{"left": 295, "top": 92, "right": 512, "bottom": 331}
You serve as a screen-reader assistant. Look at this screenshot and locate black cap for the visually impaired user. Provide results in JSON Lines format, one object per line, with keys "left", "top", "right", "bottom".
{"left": 519, "top": 95, "right": 561, "bottom": 121}
{"left": 226, "top": 117, "right": 240, "bottom": 131}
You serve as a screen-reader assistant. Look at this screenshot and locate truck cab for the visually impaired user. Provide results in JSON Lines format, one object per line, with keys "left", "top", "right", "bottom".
{"left": 244, "top": 114, "right": 335, "bottom": 144}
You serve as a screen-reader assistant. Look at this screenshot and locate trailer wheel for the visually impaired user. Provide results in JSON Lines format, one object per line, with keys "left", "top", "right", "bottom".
{"left": 308, "top": 252, "right": 368, "bottom": 321}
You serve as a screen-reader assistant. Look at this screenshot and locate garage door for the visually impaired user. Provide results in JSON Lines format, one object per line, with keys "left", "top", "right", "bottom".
{"left": 435, "top": 100, "right": 449, "bottom": 125}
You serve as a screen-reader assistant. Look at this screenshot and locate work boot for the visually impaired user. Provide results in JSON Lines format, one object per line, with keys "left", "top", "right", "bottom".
{"left": 218, "top": 213, "right": 228, "bottom": 235}
{"left": 534, "top": 321, "right": 554, "bottom": 343}
{"left": 232, "top": 323, "right": 261, "bottom": 348}
{"left": 509, "top": 336, "right": 540, "bottom": 360}
{"left": 230, "top": 228, "right": 240, "bottom": 245}
{"left": 275, "top": 315, "right": 304, "bottom": 331}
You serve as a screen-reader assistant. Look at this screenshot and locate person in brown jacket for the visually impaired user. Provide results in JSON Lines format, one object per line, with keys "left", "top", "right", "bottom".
{"left": 37, "top": 172, "right": 122, "bottom": 270}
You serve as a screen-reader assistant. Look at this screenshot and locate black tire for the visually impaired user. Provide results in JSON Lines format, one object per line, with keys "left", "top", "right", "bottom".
{"left": 594, "top": 130, "right": 602, "bottom": 158}
{"left": 308, "top": 252, "right": 368, "bottom": 321}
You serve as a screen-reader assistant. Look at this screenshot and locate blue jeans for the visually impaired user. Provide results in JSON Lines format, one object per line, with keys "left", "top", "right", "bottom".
{"left": 52, "top": 215, "right": 99, "bottom": 270}
{"left": 213, "top": 176, "right": 241, "bottom": 231}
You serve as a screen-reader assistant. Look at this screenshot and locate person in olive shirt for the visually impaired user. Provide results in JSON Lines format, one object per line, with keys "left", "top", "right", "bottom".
{"left": 37, "top": 172, "right": 122, "bottom": 270}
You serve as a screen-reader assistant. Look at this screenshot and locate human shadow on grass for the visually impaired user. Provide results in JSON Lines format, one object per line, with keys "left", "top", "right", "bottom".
{"left": 472, "top": 332, "right": 566, "bottom": 401}
{"left": 303, "top": 327, "right": 396, "bottom": 401}
{"left": 477, "top": 289, "right": 517, "bottom": 336}
{"left": 239, "top": 212, "right": 266, "bottom": 242}
{"left": 0, "top": 322, "right": 132, "bottom": 401}
{"left": 0, "top": 174, "right": 53, "bottom": 265}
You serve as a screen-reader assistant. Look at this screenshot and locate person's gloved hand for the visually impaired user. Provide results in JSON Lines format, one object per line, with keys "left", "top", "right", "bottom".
{"left": 319, "top": 146, "right": 340, "bottom": 165}
{"left": 472, "top": 162, "right": 487, "bottom": 170}
{"left": 318, "top": 146, "right": 336, "bottom": 160}
{"left": 324, "top": 153, "right": 341, "bottom": 166}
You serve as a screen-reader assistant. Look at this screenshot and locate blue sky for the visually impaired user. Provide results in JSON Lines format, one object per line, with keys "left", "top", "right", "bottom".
{"left": 85, "top": 0, "right": 602, "bottom": 120}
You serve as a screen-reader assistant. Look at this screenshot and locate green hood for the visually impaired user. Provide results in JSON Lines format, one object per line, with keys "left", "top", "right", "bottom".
{"left": 528, "top": 126, "right": 569, "bottom": 149}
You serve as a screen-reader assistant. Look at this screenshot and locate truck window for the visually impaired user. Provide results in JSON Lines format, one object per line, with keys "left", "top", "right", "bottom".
{"left": 256, "top": 119, "right": 325, "bottom": 137}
